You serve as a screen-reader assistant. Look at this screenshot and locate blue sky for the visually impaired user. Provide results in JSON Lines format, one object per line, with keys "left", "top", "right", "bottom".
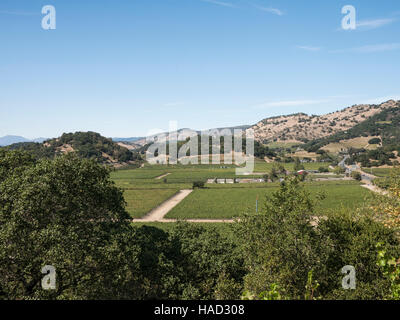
{"left": 0, "top": 0, "right": 399, "bottom": 138}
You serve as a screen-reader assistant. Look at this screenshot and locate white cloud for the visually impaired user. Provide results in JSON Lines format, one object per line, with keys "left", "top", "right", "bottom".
{"left": 296, "top": 46, "right": 321, "bottom": 52}
{"left": 255, "top": 6, "right": 284, "bottom": 16}
{"left": 356, "top": 18, "right": 396, "bottom": 30}
{"left": 332, "top": 43, "right": 400, "bottom": 53}
{"left": 337, "top": 17, "right": 396, "bottom": 32}
{"left": 200, "top": 0, "right": 236, "bottom": 8}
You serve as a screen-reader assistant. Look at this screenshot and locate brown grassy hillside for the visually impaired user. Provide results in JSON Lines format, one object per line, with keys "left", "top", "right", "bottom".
{"left": 250, "top": 100, "right": 398, "bottom": 143}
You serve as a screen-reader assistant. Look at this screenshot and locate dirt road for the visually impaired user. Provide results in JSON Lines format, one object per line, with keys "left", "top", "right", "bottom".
{"left": 132, "top": 189, "right": 236, "bottom": 223}
{"left": 361, "top": 184, "right": 388, "bottom": 195}
{"left": 133, "top": 189, "right": 193, "bottom": 222}
{"left": 155, "top": 173, "right": 171, "bottom": 180}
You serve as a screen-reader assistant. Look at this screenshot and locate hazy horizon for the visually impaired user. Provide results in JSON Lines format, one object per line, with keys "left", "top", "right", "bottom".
{"left": 2, "top": 97, "right": 400, "bottom": 140}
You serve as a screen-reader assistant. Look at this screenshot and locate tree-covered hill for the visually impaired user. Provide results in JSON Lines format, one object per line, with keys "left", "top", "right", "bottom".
{"left": 3, "top": 131, "right": 140, "bottom": 165}
{"left": 304, "top": 102, "right": 400, "bottom": 153}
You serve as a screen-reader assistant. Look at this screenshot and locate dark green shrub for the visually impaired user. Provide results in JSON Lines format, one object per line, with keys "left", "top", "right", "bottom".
{"left": 193, "top": 181, "right": 205, "bottom": 189}
{"left": 351, "top": 171, "right": 362, "bottom": 181}
{"left": 369, "top": 138, "right": 381, "bottom": 145}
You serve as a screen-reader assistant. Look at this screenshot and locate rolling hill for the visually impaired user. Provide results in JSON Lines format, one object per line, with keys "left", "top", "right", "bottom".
{"left": 4, "top": 100, "right": 400, "bottom": 167}
{"left": 248, "top": 100, "right": 398, "bottom": 144}
{"left": 4, "top": 131, "right": 140, "bottom": 166}
{"left": 303, "top": 101, "right": 400, "bottom": 152}
{"left": 132, "top": 125, "right": 252, "bottom": 147}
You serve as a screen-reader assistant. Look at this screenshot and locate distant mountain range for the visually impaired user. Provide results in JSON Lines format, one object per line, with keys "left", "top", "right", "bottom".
{"left": 111, "top": 137, "right": 144, "bottom": 143}
{"left": 0, "top": 135, "right": 48, "bottom": 147}
{"left": 111, "top": 125, "right": 251, "bottom": 145}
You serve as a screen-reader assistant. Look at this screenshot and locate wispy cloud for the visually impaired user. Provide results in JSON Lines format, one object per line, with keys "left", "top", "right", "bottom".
{"left": 0, "top": 10, "right": 38, "bottom": 16}
{"left": 296, "top": 46, "right": 321, "bottom": 52}
{"left": 200, "top": 0, "right": 236, "bottom": 8}
{"left": 332, "top": 43, "right": 400, "bottom": 53}
{"left": 337, "top": 17, "right": 396, "bottom": 31}
{"left": 255, "top": 6, "right": 284, "bottom": 16}
{"left": 199, "top": 1, "right": 285, "bottom": 14}
{"left": 253, "top": 99, "right": 329, "bottom": 109}
{"left": 357, "top": 18, "right": 396, "bottom": 30}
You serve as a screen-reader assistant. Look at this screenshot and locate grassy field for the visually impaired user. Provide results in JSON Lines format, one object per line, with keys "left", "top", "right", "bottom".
{"left": 362, "top": 167, "right": 394, "bottom": 177}
{"left": 111, "top": 161, "right": 371, "bottom": 221}
{"left": 123, "top": 188, "right": 179, "bottom": 218}
{"left": 112, "top": 168, "right": 168, "bottom": 179}
{"left": 253, "top": 160, "right": 330, "bottom": 172}
{"left": 166, "top": 181, "right": 371, "bottom": 219}
{"left": 321, "top": 137, "right": 380, "bottom": 153}
{"left": 113, "top": 165, "right": 260, "bottom": 218}
{"left": 291, "top": 150, "right": 319, "bottom": 160}
{"left": 112, "top": 165, "right": 263, "bottom": 186}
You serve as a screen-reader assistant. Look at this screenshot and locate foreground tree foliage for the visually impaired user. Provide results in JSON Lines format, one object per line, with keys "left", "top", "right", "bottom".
{"left": 371, "top": 168, "right": 400, "bottom": 229}
{"left": 0, "top": 151, "right": 143, "bottom": 299}
{"left": 168, "top": 223, "right": 245, "bottom": 299}
{"left": 1, "top": 150, "right": 399, "bottom": 300}
{"left": 0, "top": 151, "right": 243, "bottom": 299}
{"left": 236, "top": 176, "right": 400, "bottom": 300}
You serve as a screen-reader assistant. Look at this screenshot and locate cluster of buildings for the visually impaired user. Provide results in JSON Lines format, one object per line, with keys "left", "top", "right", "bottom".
{"left": 206, "top": 178, "right": 265, "bottom": 184}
